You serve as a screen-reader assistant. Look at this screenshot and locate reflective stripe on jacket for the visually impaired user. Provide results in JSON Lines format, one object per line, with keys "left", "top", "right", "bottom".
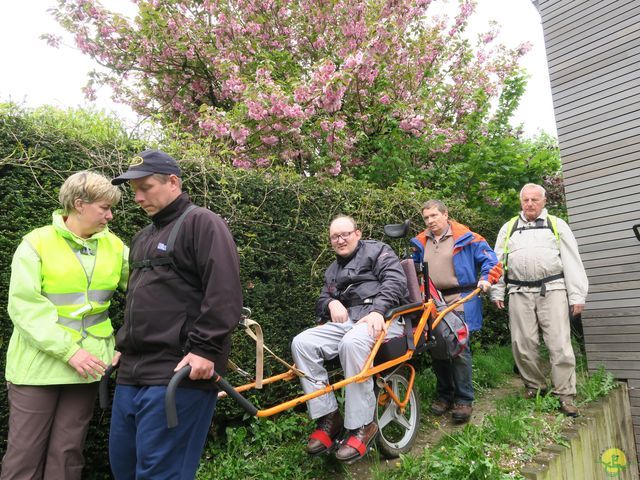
{"left": 6, "top": 211, "right": 128, "bottom": 385}
{"left": 25, "top": 225, "right": 123, "bottom": 341}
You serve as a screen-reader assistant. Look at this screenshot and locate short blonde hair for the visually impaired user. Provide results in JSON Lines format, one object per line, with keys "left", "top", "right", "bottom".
{"left": 59, "top": 171, "right": 121, "bottom": 214}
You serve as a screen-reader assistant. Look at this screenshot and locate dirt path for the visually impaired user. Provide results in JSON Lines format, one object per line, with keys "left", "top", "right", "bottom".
{"left": 342, "top": 375, "right": 523, "bottom": 479}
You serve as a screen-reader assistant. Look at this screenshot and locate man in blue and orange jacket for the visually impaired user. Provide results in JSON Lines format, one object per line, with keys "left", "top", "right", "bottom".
{"left": 411, "top": 200, "right": 502, "bottom": 423}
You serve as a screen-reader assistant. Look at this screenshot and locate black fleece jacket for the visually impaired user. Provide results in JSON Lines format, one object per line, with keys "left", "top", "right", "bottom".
{"left": 116, "top": 193, "right": 242, "bottom": 390}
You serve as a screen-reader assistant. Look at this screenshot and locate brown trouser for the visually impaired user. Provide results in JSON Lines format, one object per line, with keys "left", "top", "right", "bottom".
{"left": 1, "top": 382, "right": 98, "bottom": 480}
{"left": 508, "top": 289, "right": 576, "bottom": 399}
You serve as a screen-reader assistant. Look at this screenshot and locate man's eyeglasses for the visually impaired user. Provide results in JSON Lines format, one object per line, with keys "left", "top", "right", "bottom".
{"left": 330, "top": 231, "right": 355, "bottom": 242}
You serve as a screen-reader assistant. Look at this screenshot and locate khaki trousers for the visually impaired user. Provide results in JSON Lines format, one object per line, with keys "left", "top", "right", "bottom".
{"left": 0, "top": 382, "right": 98, "bottom": 480}
{"left": 508, "top": 290, "right": 576, "bottom": 399}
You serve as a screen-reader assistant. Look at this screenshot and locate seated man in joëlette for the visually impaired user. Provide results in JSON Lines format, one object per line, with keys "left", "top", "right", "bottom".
{"left": 291, "top": 215, "right": 408, "bottom": 464}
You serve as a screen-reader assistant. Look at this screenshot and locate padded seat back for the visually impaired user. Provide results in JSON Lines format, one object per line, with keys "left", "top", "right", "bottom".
{"left": 374, "top": 259, "right": 426, "bottom": 366}
{"left": 401, "top": 258, "right": 422, "bottom": 303}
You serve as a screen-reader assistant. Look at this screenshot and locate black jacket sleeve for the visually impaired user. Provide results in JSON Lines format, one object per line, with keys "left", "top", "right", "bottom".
{"left": 186, "top": 210, "right": 243, "bottom": 360}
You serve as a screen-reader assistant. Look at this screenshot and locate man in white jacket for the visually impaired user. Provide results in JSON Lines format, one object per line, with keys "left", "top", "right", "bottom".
{"left": 490, "top": 183, "right": 588, "bottom": 416}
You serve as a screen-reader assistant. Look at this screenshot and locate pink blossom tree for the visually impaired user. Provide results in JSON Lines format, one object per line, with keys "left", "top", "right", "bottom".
{"left": 51, "top": 0, "right": 529, "bottom": 178}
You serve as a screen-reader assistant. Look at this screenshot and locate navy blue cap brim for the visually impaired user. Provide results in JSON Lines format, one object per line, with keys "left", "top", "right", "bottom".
{"left": 111, "top": 170, "right": 155, "bottom": 185}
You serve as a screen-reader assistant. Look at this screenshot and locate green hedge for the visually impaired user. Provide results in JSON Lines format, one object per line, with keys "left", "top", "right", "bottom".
{"left": 0, "top": 104, "right": 510, "bottom": 478}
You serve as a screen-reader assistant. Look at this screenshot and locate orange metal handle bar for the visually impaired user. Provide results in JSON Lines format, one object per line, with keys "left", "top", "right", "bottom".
{"left": 216, "top": 299, "right": 436, "bottom": 417}
{"left": 255, "top": 300, "right": 435, "bottom": 417}
{"left": 216, "top": 291, "right": 482, "bottom": 417}
{"left": 430, "top": 288, "right": 481, "bottom": 330}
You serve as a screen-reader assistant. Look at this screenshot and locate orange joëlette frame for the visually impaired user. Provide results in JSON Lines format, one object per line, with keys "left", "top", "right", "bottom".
{"left": 218, "top": 289, "right": 481, "bottom": 418}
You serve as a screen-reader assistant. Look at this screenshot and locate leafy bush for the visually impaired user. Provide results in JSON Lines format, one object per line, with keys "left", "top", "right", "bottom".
{"left": 0, "top": 104, "right": 512, "bottom": 478}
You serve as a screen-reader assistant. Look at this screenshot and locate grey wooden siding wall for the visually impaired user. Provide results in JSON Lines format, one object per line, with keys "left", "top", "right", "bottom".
{"left": 537, "top": 0, "right": 640, "bottom": 466}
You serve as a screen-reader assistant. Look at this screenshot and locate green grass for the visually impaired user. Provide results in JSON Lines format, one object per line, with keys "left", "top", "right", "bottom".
{"left": 472, "top": 344, "right": 515, "bottom": 393}
{"left": 196, "top": 414, "right": 344, "bottom": 479}
{"left": 380, "top": 392, "right": 569, "bottom": 480}
{"left": 381, "top": 345, "right": 618, "bottom": 480}
{"left": 195, "top": 344, "right": 619, "bottom": 480}
{"left": 577, "top": 365, "right": 617, "bottom": 405}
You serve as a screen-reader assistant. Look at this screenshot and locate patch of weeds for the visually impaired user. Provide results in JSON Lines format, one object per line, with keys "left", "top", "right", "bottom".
{"left": 577, "top": 365, "right": 617, "bottom": 405}
{"left": 496, "top": 384, "right": 559, "bottom": 415}
{"left": 379, "top": 453, "right": 425, "bottom": 479}
{"left": 532, "top": 392, "right": 560, "bottom": 414}
{"left": 384, "top": 387, "right": 573, "bottom": 479}
{"left": 484, "top": 408, "right": 535, "bottom": 446}
{"left": 472, "top": 345, "right": 514, "bottom": 395}
{"left": 417, "top": 425, "right": 523, "bottom": 480}
{"left": 488, "top": 394, "right": 567, "bottom": 464}
{"left": 414, "top": 365, "right": 436, "bottom": 409}
{"left": 197, "top": 413, "right": 343, "bottom": 479}
{"left": 495, "top": 393, "right": 529, "bottom": 413}
{"left": 384, "top": 423, "right": 526, "bottom": 479}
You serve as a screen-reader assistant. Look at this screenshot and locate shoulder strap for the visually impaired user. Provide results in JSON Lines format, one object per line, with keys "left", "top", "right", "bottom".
{"left": 505, "top": 216, "right": 520, "bottom": 241}
{"left": 503, "top": 214, "right": 561, "bottom": 277}
{"left": 164, "top": 204, "right": 200, "bottom": 288}
{"left": 165, "top": 204, "right": 198, "bottom": 255}
{"left": 130, "top": 205, "right": 201, "bottom": 289}
{"left": 502, "top": 216, "right": 519, "bottom": 273}
{"left": 547, "top": 214, "right": 560, "bottom": 244}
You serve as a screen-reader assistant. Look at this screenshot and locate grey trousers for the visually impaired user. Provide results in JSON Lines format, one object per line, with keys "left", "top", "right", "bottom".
{"left": 0, "top": 382, "right": 98, "bottom": 480}
{"left": 291, "top": 319, "right": 404, "bottom": 430}
{"left": 508, "top": 289, "right": 576, "bottom": 399}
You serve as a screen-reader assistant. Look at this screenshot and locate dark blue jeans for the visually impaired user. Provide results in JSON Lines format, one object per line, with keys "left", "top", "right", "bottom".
{"left": 431, "top": 345, "right": 474, "bottom": 405}
{"left": 109, "top": 384, "right": 217, "bottom": 480}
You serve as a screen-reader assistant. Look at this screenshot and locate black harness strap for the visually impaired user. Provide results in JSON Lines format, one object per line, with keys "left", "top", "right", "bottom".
{"left": 504, "top": 217, "right": 563, "bottom": 296}
{"left": 130, "top": 205, "right": 200, "bottom": 288}
{"left": 341, "top": 297, "right": 374, "bottom": 307}
{"left": 440, "top": 284, "right": 477, "bottom": 296}
{"left": 506, "top": 273, "right": 565, "bottom": 297}
{"left": 508, "top": 218, "right": 554, "bottom": 239}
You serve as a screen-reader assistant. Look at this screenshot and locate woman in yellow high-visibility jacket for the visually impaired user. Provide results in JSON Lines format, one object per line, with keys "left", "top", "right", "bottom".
{"left": 1, "top": 171, "right": 128, "bottom": 480}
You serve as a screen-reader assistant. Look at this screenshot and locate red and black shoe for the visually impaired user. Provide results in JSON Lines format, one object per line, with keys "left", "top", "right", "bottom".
{"left": 335, "top": 422, "right": 378, "bottom": 464}
{"left": 306, "top": 410, "right": 344, "bottom": 455}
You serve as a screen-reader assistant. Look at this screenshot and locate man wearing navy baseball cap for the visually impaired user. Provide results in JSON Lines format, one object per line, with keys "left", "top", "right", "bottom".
{"left": 111, "top": 149, "right": 181, "bottom": 185}
{"left": 109, "top": 149, "right": 242, "bottom": 479}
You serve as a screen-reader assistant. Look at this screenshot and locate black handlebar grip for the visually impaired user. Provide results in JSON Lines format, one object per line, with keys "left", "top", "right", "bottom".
{"left": 633, "top": 224, "right": 640, "bottom": 242}
{"left": 165, "top": 366, "right": 258, "bottom": 429}
{"left": 214, "top": 373, "right": 258, "bottom": 417}
{"left": 99, "top": 364, "right": 117, "bottom": 409}
{"left": 165, "top": 366, "right": 192, "bottom": 428}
